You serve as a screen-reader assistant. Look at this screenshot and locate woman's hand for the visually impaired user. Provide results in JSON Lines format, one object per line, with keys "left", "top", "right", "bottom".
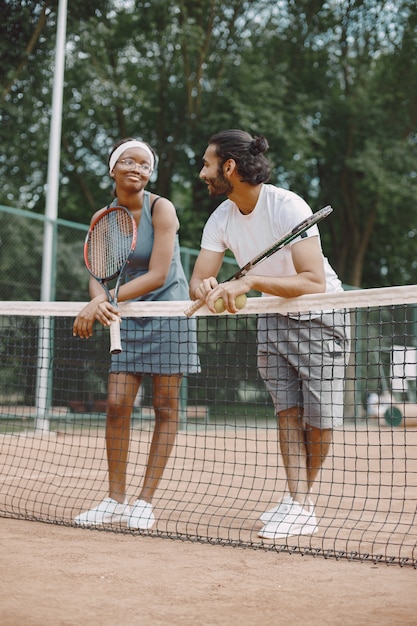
{"left": 72, "top": 296, "right": 119, "bottom": 339}
{"left": 191, "top": 276, "right": 219, "bottom": 303}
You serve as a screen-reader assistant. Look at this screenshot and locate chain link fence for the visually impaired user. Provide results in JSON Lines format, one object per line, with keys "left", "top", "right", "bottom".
{"left": 0, "top": 204, "right": 238, "bottom": 301}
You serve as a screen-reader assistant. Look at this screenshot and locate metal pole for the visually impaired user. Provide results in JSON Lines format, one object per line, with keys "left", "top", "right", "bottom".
{"left": 35, "top": 0, "right": 68, "bottom": 432}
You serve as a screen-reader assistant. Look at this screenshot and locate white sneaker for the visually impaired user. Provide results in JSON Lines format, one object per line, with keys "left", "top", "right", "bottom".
{"left": 260, "top": 490, "right": 315, "bottom": 523}
{"left": 258, "top": 498, "right": 318, "bottom": 540}
{"left": 127, "top": 499, "right": 155, "bottom": 530}
{"left": 260, "top": 493, "right": 293, "bottom": 523}
{"left": 74, "top": 497, "right": 131, "bottom": 526}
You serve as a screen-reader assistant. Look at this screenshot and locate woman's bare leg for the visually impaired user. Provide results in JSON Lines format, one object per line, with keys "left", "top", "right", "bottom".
{"left": 106, "top": 372, "right": 141, "bottom": 503}
{"left": 138, "top": 374, "right": 182, "bottom": 503}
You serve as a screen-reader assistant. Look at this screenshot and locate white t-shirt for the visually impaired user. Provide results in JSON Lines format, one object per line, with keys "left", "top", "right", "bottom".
{"left": 201, "top": 184, "right": 343, "bottom": 295}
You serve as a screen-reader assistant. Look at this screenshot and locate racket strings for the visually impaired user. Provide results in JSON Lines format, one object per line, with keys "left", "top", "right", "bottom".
{"left": 87, "top": 210, "right": 135, "bottom": 279}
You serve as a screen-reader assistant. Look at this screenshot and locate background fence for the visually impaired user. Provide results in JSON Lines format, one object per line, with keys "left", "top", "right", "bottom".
{"left": 1, "top": 204, "right": 416, "bottom": 422}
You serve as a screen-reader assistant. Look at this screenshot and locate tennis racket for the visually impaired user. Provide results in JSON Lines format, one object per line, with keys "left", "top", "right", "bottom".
{"left": 84, "top": 205, "right": 137, "bottom": 353}
{"left": 185, "top": 205, "right": 333, "bottom": 317}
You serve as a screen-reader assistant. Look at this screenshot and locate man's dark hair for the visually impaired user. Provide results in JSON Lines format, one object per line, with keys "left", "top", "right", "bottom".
{"left": 209, "top": 129, "right": 271, "bottom": 185}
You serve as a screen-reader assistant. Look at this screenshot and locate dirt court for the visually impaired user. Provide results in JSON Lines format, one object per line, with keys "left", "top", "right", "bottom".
{"left": 1, "top": 424, "right": 417, "bottom": 625}
{"left": 0, "top": 516, "right": 415, "bottom": 626}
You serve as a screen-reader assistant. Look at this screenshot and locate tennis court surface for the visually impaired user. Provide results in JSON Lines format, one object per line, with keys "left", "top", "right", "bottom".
{"left": 0, "top": 288, "right": 417, "bottom": 623}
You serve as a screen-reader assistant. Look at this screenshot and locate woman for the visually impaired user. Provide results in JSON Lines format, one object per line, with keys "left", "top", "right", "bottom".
{"left": 73, "top": 138, "right": 200, "bottom": 530}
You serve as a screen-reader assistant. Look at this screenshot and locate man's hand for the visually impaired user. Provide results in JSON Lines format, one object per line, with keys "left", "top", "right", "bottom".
{"left": 205, "top": 278, "right": 250, "bottom": 314}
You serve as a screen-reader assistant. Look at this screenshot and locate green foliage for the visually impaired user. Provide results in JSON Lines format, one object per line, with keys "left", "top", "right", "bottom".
{"left": 1, "top": 0, "right": 417, "bottom": 287}
{"left": 0, "top": 211, "right": 88, "bottom": 301}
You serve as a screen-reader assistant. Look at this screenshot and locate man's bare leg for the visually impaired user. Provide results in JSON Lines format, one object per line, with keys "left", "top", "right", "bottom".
{"left": 305, "top": 425, "right": 332, "bottom": 491}
{"left": 278, "top": 406, "right": 309, "bottom": 506}
{"left": 278, "top": 409, "right": 332, "bottom": 506}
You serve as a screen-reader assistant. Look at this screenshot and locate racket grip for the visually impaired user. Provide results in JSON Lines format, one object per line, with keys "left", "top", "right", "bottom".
{"left": 109, "top": 318, "right": 122, "bottom": 354}
{"left": 184, "top": 299, "right": 204, "bottom": 317}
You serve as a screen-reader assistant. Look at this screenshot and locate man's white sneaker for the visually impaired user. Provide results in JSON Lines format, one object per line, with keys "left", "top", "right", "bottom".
{"left": 260, "top": 490, "right": 315, "bottom": 523}
{"left": 260, "top": 493, "right": 293, "bottom": 523}
{"left": 258, "top": 498, "right": 318, "bottom": 540}
{"left": 74, "top": 497, "right": 131, "bottom": 526}
{"left": 127, "top": 499, "right": 155, "bottom": 530}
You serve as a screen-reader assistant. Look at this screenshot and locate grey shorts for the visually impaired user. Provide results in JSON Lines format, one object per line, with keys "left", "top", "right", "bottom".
{"left": 257, "top": 311, "right": 350, "bottom": 429}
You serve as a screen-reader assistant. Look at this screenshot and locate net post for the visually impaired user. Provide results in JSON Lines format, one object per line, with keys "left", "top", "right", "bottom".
{"left": 34, "top": 315, "right": 54, "bottom": 433}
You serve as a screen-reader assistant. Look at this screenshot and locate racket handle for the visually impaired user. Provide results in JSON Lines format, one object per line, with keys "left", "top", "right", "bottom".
{"left": 109, "top": 318, "right": 122, "bottom": 354}
{"left": 184, "top": 299, "right": 205, "bottom": 317}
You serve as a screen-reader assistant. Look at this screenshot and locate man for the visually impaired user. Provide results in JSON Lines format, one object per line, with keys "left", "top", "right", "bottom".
{"left": 189, "top": 129, "right": 349, "bottom": 540}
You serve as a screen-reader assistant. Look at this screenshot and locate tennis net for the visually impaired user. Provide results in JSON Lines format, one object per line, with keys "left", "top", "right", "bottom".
{"left": 0, "top": 286, "right": 416, "bottom": 567}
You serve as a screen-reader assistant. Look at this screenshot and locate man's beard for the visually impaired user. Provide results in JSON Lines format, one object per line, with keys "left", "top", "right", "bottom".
{"left": 206, "top": 169, "right": 233, "bottom": 197}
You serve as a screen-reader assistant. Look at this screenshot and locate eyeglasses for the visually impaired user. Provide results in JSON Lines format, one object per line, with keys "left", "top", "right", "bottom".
{"left": 117, "top": 158, "right": 152, "bottom": 174}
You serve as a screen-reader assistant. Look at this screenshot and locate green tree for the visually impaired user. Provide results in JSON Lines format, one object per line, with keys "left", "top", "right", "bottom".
{"left": 1, "top": 0, "right": 416, "bottom": 288}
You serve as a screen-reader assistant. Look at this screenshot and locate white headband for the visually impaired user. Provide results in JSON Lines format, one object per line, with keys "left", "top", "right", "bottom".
{"left": 109, "top": 140, "right": 155, "bottom": 173}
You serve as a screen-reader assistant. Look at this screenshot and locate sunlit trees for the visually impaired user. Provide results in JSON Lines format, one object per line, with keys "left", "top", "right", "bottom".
{"left": 1, "top": 0, "right": 416, "bottom": 287}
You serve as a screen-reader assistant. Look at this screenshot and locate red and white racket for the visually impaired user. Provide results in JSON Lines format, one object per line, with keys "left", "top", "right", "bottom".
{"left": 84, "top": 205, "right": 137, "bottom": 353}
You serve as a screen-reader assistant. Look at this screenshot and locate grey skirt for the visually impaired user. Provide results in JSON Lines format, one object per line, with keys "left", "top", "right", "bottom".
{"left": 110, "top": 316, "right": 201, "bottom": 375}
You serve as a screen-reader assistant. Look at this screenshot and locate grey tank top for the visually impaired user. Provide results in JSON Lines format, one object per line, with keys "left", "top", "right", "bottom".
{"left": 113, "top": 191, "right": 189, "bottom": 302}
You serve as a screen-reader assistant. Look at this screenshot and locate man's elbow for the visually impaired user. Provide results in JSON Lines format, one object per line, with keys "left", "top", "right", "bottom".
{"left": 302, "top": 271, "right": 326, "bottom": 294}
{"left": 311, "top": 275, "right": 326, "bottom": 294}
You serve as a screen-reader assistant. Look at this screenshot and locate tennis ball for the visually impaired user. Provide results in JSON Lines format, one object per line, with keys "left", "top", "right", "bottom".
{"left": 213, "top": 294, "right": 247, "bottom": 313}
{"left": 235, "top": 293, "right": 247, "bottom": 310}
{"left": 214, "top": 297, "right": 226, "bottom": 313}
